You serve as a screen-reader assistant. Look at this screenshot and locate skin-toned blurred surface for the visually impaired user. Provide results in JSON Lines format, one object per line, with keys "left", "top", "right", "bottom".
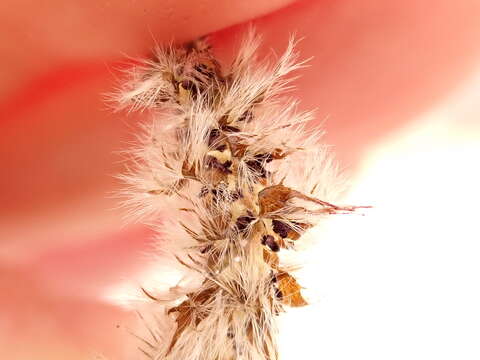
{"left": 0, "top": 0, "right": 296, "bottom": 97}
{"left": 1, "top": 0, "right": 480, "bottom": 359}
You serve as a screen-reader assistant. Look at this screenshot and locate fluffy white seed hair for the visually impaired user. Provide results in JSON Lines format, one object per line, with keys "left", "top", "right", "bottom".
{"left": 113, "top": 28, "right": 365, "bottom": 360}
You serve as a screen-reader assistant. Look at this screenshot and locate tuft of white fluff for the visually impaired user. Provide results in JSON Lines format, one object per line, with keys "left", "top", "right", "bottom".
{"left": 113, "top": 29, "right": 366, "bottom": 360}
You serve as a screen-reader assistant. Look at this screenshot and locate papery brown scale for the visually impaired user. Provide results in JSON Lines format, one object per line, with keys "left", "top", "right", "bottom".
{"left": 276, "top": 272, "right": 308, "bottom": 307}
{"left": 258, "top": 184, "right": 293, "bottom": 215}
{"left": 181, "top": 160, "right": 196, "bottom": 178}
{"left": 263, "top": 249, "right": 279, "bottom": 269}
{"left": 166, "top": 286, "right": 216, "bottom": 355}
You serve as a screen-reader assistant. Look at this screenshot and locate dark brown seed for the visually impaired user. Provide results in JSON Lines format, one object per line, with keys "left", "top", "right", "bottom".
{"left": 206, "top": 156, "right": 232, "bottom": 174}
{"left": 261, "top": 235, "right": 279, "bottom": 252}
{"left": 154, "top": 93, "right": 170, "bottom": 103}
{"left": 255, "top": 153, "right": 273, "bottom": 163}
{"left": 221, "top": 125, "right": 241, "bottom": 133}
{"left": 270, "top": 271, "right": 277, "bottom": 283}
{"left": 236, "top": 216, "right": 255, "bottom": 232}
{"left": 194, "top": 63, "right": 208, "bottom": 71}
{"left": 199, "top": 186, "right": 209, "bottom": 197}
{"left": 180, "top": 80, "right": 196, "bottom": 91}
{"left": 194, "top": 64, "right": 215, "bottom": 79}
{"left": 192, "top": 75, "right": 205, "bottom": 84}
{"left": 230, "top": 190, "right": 243, "bottom": 201}
{"left": 245, "top": 159, "right": 267, "bottom": 178}
{"left": 238, "top": 110, "right": 253, "bottom": 123}
{"left": 180, "top": 80, "right": 199, "bottom": 99}
{"left": 210, "top": 186, "right": 238, "bottom": 201}
{"left": 215, "top": 144, "right": 227, "bottom": 152}
{"left": 208, "top": 128, "right": 220, "bottom": 146}
{"left": 274, "top": 287, "right": 283, "bottom": 299}
{"left": 214, "top": 187, "right": 225, "bottom": 198}
{"left": 184, "top": 40, "right": 196, "bottom": 52}
{"left": 272, "top": 220, "right": 290, "bottom": 238}
{"left": 200, "top": 244, "right": 212, "bottom": 254}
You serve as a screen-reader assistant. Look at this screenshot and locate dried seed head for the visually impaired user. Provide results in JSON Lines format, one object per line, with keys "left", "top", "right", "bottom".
{"left": 113, "top": 28, "right": 366, "bottom": 360}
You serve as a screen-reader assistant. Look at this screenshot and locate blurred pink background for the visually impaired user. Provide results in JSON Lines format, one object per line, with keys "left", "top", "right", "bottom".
{"left": 1, "top": 0, "right": 479, "bottom": 359}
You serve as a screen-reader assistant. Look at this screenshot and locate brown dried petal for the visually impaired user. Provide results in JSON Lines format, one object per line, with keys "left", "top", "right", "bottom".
{"left": 271, "top": 148, "right": 292, "bottom": 160}
{"left": 167, "top": 287, "right": 216, "bottom": 354}
{"left": 263, "top": 249, "right": 279, "bottom": 269}
{"left": 276, "top": 272, "right": 308, "bottom": 307}
{"left": 182, "top": 160, "right": 196, "bottom": 178}
{"left": 231, "top": 142, "right": 249, "bottom": 158}
{"left": 166, "top": 299, "right": 194, "bottom": 354}
{"left": 258, "top": 184, "right": 293, "bottom": 215}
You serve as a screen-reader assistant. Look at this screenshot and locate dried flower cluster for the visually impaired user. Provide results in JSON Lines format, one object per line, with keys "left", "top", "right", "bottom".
{"left": 114, "top": 29, "right": 365, "bottom": 360}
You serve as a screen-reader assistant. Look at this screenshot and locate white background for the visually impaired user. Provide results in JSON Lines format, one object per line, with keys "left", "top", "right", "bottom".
{"left": 279, "top": 70, "right": 480, "bottom": 360}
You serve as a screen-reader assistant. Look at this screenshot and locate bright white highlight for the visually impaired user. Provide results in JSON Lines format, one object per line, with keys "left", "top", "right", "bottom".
{"left": 279, "top": 76, "right": 480, "bottom": 359}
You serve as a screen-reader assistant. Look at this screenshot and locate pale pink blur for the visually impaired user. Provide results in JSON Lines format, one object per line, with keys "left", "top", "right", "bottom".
{"left": 1, "top": 0, "right": 479, "bottom": 359}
